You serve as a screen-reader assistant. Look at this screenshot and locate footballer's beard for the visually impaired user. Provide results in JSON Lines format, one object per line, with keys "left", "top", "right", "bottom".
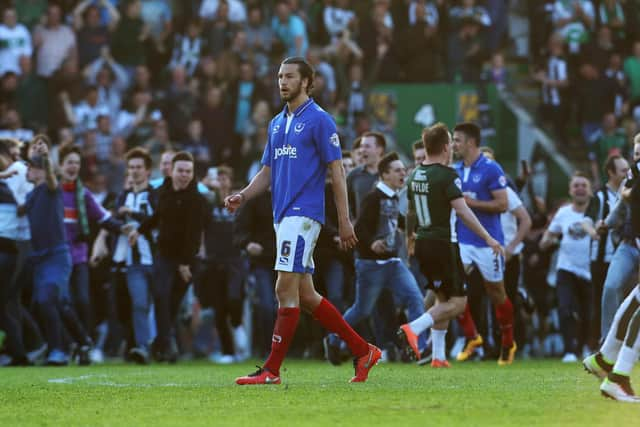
{"left": 280, "top": 85, "right": 303, "bottom": 103}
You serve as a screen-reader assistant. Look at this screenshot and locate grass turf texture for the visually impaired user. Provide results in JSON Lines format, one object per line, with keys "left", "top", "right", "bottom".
{"left": 0, "top": 360, "right": 636, "bottom": 426}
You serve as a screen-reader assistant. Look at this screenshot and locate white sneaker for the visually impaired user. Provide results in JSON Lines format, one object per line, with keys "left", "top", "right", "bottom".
{"left": 89, "top": 348, "right": 105, "bottom": 364}
{"left": 233, "top": 326, "right": 250, "bottom": 360}
{"left": 562, "top": 353, "right": 578, "bottom": 363}
{"left": 209, "top": 353, "right": 235, "bottom": 364}
{"left": 600, "top": 378, "right": 640, "bottom": 403}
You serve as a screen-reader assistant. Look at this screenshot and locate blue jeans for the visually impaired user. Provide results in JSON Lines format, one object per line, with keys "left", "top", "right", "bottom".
{"left": 601, "top": 241, "right": 639, "bottom": 337}
{"left": 343, "top": 259, "right": 427, "bottom": 350}
{"left": 70, "top": 262, "right": 91, "bottom": 332}
{"left": 126, "top": 264, "right": 153, "bottom": 349}
{"left": 30, "top": 244, "right": 72, "bottom": 352}
{"left": 321, "top": 257, "right": 347, "bottom": 313}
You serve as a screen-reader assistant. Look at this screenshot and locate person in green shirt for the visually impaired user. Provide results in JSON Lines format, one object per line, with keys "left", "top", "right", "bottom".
{"left": 397, "top": 122, "right": 502, "bottom": 368}
{"left": 590, "top": 113, "right": 627, "bottom": 185}
{"left": 624, "top": 40, "right": 640, "bottom": 102}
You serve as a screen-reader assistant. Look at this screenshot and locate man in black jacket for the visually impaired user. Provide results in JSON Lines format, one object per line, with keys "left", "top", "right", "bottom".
{"left": 129, "top": 151, "right": 208, "bottom": 362}
{"left": 233, "top": 189, "right": 276, "bottom": 357}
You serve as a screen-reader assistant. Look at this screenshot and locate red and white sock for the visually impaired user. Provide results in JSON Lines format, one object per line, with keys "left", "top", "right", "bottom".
{"left": 263, "top": 307, "right": 300, "bottom": 376}
{"left": 313, "top": 298, "right": 369, "bottom": 357}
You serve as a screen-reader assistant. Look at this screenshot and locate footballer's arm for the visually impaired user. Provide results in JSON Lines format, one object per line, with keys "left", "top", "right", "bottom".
{"left": 329, "top": 159, "right": 358, "bottom": 249}
{"left": 465, "top": 188, "right": 508, "bottom": 214}
{"left": 451, "top": 197, "right": 503, "bottom": 255}
{"left": 225, "top": 166, "right": 271, "bottom": 212}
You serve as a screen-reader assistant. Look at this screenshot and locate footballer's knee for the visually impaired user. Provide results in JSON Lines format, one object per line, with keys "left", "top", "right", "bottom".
{"left": 275, "top": 272, "right": 301, "bottom": 307}
{"left": 484, "top": 281, "right": 506, "bottom": 304}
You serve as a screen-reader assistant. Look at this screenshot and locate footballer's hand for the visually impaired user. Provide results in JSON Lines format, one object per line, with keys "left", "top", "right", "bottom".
{"left": 486, "top": 237, "right": 504, "bottom": 257}
{"left": 224, "top": 192, "right": 244, "bottom": 212}
{"left": 338, "top": 221, "right": 358, "bottom": 251}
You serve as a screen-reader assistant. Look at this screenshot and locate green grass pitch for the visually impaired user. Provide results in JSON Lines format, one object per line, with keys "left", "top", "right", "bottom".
{"left": 0, "top": 360, "right": 636, "bottom": 426}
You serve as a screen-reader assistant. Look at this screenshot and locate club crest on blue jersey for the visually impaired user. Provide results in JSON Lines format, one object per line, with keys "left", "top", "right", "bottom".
{"left": 294, "top": 122, "right": 305, "bottom": 133}
{"left": 272, "top": 124, "right": 280, "bottom": 134}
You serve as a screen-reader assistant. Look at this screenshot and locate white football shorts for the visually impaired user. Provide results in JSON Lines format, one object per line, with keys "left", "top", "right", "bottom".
{"left": 459, "top": 243, "right": 504, "bottom": 283}
{"left": 273, "top": 216, "right": 321, "bottom": 274}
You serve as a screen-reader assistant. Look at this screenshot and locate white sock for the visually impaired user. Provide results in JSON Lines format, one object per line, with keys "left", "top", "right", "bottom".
{"left": 613, "top": 345, "right": 638, "bottom": 376}
{"left": 613, "top": 306, "right": 640, "bottom": 375}
{"left": 432, "top": 329, "right": 447, "bottom": 361}
{"left": 408, "top": 313, "right": 434, "bottom": 336}
{"left": 600, "top": 286, "right": 640, "bottom": 363}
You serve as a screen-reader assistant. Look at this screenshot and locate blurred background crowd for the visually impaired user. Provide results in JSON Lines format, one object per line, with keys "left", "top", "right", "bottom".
{"left": 1, "top": 0, "right": 640, "bottom": 366}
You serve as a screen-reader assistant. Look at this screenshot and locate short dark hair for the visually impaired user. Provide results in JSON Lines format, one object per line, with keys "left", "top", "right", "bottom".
{"left": 351, "top": 136, "right": 362, "bottom": 150}
{"left": 362, "top": 131, "right": 386, "bottom": 151}
{"left": 604, "top": 154, "right": 624, "bottom": 176}
{"left": 126, "top": 147, "right": 152, "bottom": 170}
{"left": 378, "top": 151, "right": 400, "bottom": 176}
{"left": 453, "top": 122, "right": 481, "bottom": 147}
{"left": 59, "top": 143, "right": 82, "bottom": 164}
{"left": 421, "top": 123, "right": 450, "bottom": 155}
{"left": 281, "top": 56, "right": 315, "bottom": 94}
{"left": 412, "top": 140, "right": 424, "bottom": 153}
{"left": 341, "top": 150, "right": 352, "bottom": 159}
{"left": 171, "top": 151, "right": 194, "bottom": 167}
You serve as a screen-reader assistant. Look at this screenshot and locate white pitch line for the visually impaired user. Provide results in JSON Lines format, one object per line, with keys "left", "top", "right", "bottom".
{"left": 48, "top": 374, "right": 189, "bottom": 388}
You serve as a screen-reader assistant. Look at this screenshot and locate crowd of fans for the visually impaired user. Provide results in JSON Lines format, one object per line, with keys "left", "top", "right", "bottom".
{"left": 1, "top": 0, "right": 640, "bottom": 366}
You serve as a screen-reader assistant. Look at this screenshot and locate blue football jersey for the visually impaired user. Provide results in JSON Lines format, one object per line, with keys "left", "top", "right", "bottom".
{"left": 261, "top": 98, "right": 342, "bottom": 224}
{"left": 454, "top": 154, "right": 507, "bottom": 246}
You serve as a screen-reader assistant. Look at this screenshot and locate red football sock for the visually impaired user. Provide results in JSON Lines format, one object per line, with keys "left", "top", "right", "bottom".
{"left": 313, "top": 298, "right": 368, "bottom": 357}
{"left": 263, "top": 307, "right": 300, "bottom": 376}
{"left": 457, "top": 303, "right": 479, "bottom": 339}
{"left": 495, "top": 297, "right": 514, "bottom": 347}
